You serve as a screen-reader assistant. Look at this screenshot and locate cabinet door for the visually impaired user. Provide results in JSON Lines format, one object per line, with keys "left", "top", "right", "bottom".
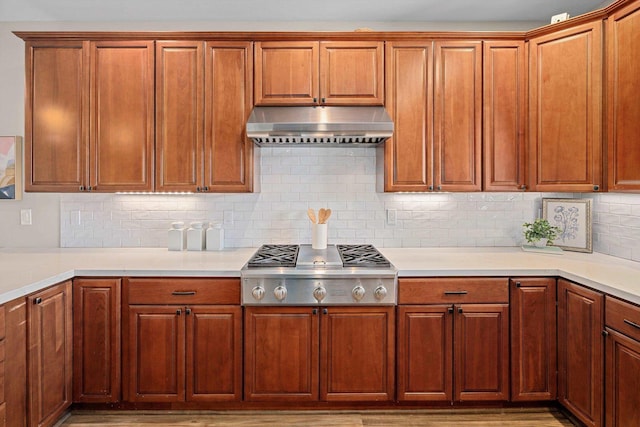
{"left": 155, "top": 41, "right": 204, "bottom": 192}
{"left": 320, "top": 306, "right": 395, "bottom": 401}
{"left": 25, "top": 41, "right": 89, "bottom": 192}
{"left": 319, "top": 41, "right": 384, "bottom": 105}
{"left": 28, "top": 281, "right": 72, "bottom": 427}
{"left": 126, "top": 305, "right": 185, "bottom": 402}
{"left": 529, "top": 21, "right": 603, "bottom": 192}
{"left": 186, "top": 305, "right": 242, "bottom": 402}
{"left": 558, "top": 279, "right": 603, "bottom": 427}
{"left": 254, "top": 41, "right": 319, "bottom": 105}
{"left": 607, "top": 1, "right": 640, "bottom": 191}
{"left": 483, "top": 40, "right": 527, "bottom": 191}
{"left": 605, "top": 328, "right": 640, "bottom": 427}
{"left": 90, "top": 41, "right": 154, "bottom": 192}
{"left": 4, "top": 298, "right": 26, "bottom": 427}
{"left": 510, "top": 278, "right": 557, "bottom": 401}
{"left": 454, "top": 303, "right": 509, "bottom": 401}
{"left": 73, "top": 278, "right": 121, "bottom": 403}
{"left": 397, "top": 305, "right": 452, "bottom": 401}
{"left": 434, "top": 41, "right": 482, "bottom": 191}
{"left": 204, "top": 41, "right": 254, "bottom": 192}
{"left": 244, "top": 307, "right": 319, "bottom": 401}
{"left": 384, "top": 42, "right": 434, "bottom": 192}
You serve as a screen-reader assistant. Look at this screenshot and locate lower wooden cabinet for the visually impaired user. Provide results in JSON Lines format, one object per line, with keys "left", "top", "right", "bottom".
{"left": 4, "top": 298, "right": 26, "bottom": 427}
{"left": 558, "top": 279, "right": 604, "bottom": 427}
{"left": 397, "top": 278, "right": 509, "bottom": 402}
{"left": 73, "top": 278, "right": 121, "bottom": 403}
{"left": 123, "top": 278, "right": 242, "bottom": 403}
{"left": 27, "top": 280, "right": 73, "bottom": 427}
{"left": 244, "top": 306, "right": 395, "bottom": 402}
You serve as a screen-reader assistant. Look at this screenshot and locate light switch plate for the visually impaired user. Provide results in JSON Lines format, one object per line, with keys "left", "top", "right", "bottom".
{"left": 386, "top": 208, "right": 397, "bottom": 225}
{"left": 20, "top": 209, "right": 32, "bottom": 225}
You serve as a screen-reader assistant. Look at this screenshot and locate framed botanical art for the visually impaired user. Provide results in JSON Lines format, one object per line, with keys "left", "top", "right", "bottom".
{"left": 0, "top": 136, "right": 22, "bottom": 200}
{"left": 542, "top": 198, "right": 592, "bottom": 253}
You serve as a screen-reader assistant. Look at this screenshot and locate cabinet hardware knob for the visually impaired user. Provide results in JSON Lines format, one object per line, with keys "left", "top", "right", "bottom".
{"left": 79, "top": 186, "right": 85, "bottom": 191}
{"left": 519, "top": 184, "right": 527, "bottom": 190}
{"left": 34, "top": 297, "right": 42, "bottom": 305}
{"left": 602, "top": 330, "right": 609, "bottom": 337}
{"left": 176, "top": 309, "right": 182, "bottom": 316}
{"left": 428, "top": 185, "right": 434, "bottom": 191}
{"left": 624, "top": 319, "right": 640, "bottom": 330}
{"left": 185, "top": 308, "right": 192, "bottom": 315}
{"left": 593, "top": 185, "right": 600, "bottom": 191}
{"left": 313, "top": 98, "right": 317, "bottom": 103}
{"left": 321, "top": 97, "right": 326, "bottom": 103}
{"left": 196, "top": 187, "right": 201, "bottom": 192}
{"left": 204, "top": 186, "right": 209, "bottom": 192}
{"left": 458, "top": 307, "right": 463, "bottom": 314}
{"left": 437, "top": 185, "right": 442, "bottom": 191}
{"left": 312, "top": 309, "right": 318, "bottom": 315}
{"left": 515, "top": 282, "right": 522, "bottom": 288}
{"left": 323, "top": 308, "right": 328, "bottom": 315}
{"left": 87, "top": 186, "right": 93, "bottom": 192}
{"left": 444, "top": 291, "right": 468, "bottom": 295}
{"left": 172, "top": 291, "right": 196, "bottom": 296}
{"left": 447, "top": 306, "right": 454, "bottom": 314}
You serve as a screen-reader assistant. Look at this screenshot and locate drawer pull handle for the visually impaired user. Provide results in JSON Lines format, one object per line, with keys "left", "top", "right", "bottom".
{"left": 172, "top": 291, "right": 196, "bottom": 296}
{"left": 624, "top": 319, "right": 640, "bottom": 330}
{"left": 444, "top": 291, "right": 468, "bottom": 295}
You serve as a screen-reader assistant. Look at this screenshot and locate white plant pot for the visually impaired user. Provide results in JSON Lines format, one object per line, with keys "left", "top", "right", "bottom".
{"left": 533, "top": 238, "right": 548, "bottom": 248}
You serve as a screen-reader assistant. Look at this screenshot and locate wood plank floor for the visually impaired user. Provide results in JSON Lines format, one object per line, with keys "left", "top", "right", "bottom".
{"left": 59, "top": 408, "right": 578, "bottom": 426}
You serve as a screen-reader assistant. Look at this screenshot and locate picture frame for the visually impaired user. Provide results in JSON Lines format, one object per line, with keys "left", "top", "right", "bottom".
{"left": 542, "top": 198, "right": 592, "bottom": 253}
{"left": 0, "top": 136, "right": 22, "bottom": 200}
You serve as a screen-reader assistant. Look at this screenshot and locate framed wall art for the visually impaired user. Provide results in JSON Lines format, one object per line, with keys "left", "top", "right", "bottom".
{"left": 542, "top": 198, "right": 592, "bottom": 253}
{"left": 0, "top": 136, "right": 22, "bottom": 200}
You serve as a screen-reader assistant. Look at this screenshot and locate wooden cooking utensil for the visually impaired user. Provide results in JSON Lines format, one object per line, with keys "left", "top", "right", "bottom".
{"left": 318, "top": 208, "right": 326, "bottom": 224}
{"left": 324, "top": 208, "right": 332, "bottom": 223}
{"left": 307, "top": 208, "right": 317, "bottom": 224}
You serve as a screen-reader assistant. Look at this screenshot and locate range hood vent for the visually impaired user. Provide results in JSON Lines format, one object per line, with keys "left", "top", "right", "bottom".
{"left": 246, "top": 106, "right": 394, "bottom": 147}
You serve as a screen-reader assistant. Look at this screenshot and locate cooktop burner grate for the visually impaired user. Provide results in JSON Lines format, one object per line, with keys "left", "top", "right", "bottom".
{"left": 336, "top": 244, "right": 391, "bottom": 268}
{"left": 247, "top": 244, "right": 299, "bottom": 268}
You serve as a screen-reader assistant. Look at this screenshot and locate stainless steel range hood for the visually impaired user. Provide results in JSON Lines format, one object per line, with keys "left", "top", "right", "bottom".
{"left": 246, "top": 106, "right": 394, "bottom": 146}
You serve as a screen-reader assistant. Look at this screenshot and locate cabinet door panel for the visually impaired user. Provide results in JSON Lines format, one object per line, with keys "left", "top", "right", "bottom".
{"left": 384, "top": 42, "right": 433, "bottom": 192}
{"left": 320, "top": 306, "right": 394, "bottom": 401}
{"left": 397, "top": 305, "right": 452, "bottom": 401}
{"left": 5, "top": 299, "right": 26, "bottom": 427}
{"left": 605, "top": 328, "right": 640, "bottom": 427}
{"left": 90, "top": 41, "right": 154, "bottom": 191}
{"left": 25, "top": 41, "right": 89, "bottom": 191}
{"left": 244, "top": 307, "right": 319, "bottom": 401}
{"left": 529, "top": 22, "right": 603, "bottom": 191}
{"left": 186, "top": 306, "right": 242, "bottom": 401}
{"left": 127, "top": 306, "right": 185, "bottom": 402}
{"left": 156, "top": 41, "right": 204, "bottom": 192}
{"left": 204, "top": 41, "right": 254, "bottom": 192}
{"left": 454, "top": 303, "right": 509, "bottom": 401}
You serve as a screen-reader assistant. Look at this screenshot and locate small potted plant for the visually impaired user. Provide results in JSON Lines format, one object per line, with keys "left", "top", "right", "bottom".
{"left": 522, "top": 218, "right": 561, "bottom": 247}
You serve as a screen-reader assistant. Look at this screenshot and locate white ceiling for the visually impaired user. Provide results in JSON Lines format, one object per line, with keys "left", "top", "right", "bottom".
{"left": 0, "top": 0, "right": 611, "bottom": 24}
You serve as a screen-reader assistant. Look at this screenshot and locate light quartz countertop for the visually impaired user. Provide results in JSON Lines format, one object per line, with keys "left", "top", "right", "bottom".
{"left": 0, "top": 246, "right": 638, "bottom": 306}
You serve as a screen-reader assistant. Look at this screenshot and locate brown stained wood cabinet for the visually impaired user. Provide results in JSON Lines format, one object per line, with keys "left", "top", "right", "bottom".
{"left": 604, "top": 297, "right": 640, "bottom": 427}
{"left": 156, "top": 41, "right": 254, "bottom": 193}
{"left": 557, "top": 279, "right": 604, "bottom": 427}
{"left": 4, "top": 298, "right": 26, "bottom": 427}
{"left": 510, "top": 278, "right": 557, "bottom": 401}
{"left": 528, "top": 21, "right": 603, "bottom": 192}
{"left": 483, "top": 40, "right": 527, "bottom": 191}
{"left": 124, "top": 278, "right": 242, "bottom": 403}
{"left": 244, "top": 306, "right": 395, "bottom": 402}
{"left": 254, "top": 41, "right": 384, "bottom": 105}
{"left": 607, "top": 0, "right": 640, "bottom": 192}
{"left": 0, "top": 304, "right": 5, "bottom": 426}
{"left": 72, "top": 278, "right": 121, "bottom": 403}
{"left": 397, "top": 278, "right": 509, "bottom": 402}
{"left": 27, "top": 280, "right": 73, "bottom": 427}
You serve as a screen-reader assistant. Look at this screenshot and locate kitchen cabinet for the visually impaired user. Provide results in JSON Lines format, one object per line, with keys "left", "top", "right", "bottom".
{"left": 24, "top": 40, "right": 154, "bottom": 192}
{"left": 4, "top": 298, "right": 26, "bottom": 427}
{"left": 156, "top": 41, "right": 254, "bottom": 193}
{"left": 607, "top": 0, "right": 640, "bottom": 191}
{"left": 483, "top": 40, "right": 527, "bottom": 191}
{"left": 73, "top": 278, "right": 121, "bottom": 403}
{"left": 0, "top": 304, "right": 5, "bottom": 426}
{"left": 604, "top": 296, "right": 640, "bottom": 427}
{"left": 27, "top": 280, "right": 73, "bottom": 427}
{"left": 510, "top": 278, "right": 556, "bottom": 401}
{"left": 123, "top": 278, "right": 242, "bottom": 403}
{"left": 397, "top": 278, "right": 509, "bottom": 402}
{"left": 557, "top": 279, "right": 603, "bottom": 427}
{"left": 254, "top": 41, "right": 384, "bottom": 105}
{"left": 528, "top": 21, "right": 603, "bottom": 192}
{"left": 244, "top": 305, "right": 395, "bottom": 401}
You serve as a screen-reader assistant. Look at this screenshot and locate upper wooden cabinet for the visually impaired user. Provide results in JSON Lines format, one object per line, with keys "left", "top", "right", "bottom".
{"left": 607, "top": 0, "right": 640, "bottom": 191}
{"left": 483, "top": 40, "right": 527, "bottom": 191}
{"left": 254, "top": 41, "right": 384, "bottom": 105}
{"left": 528, "top": 21, "right": 603, "bottom": 192}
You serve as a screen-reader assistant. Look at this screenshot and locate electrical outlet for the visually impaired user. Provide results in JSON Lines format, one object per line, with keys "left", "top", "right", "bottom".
{"left": 386, "top": 208, "right": 397, "bottom": 226}
{"left": 20, "top": 209, "right": 32, "bottom": 225}
{"left": 550, "top": 12, "right": 570, "bottom": 24}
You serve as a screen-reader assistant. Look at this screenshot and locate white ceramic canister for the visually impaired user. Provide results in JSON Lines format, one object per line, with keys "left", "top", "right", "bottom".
{"left": 167, "top": 221, "right": 186, "bottom": 251}
{"left": 206, "top": 222, "right": 224, "bottom": 251}
{"left": 186, "top": 221, "right": 206, "bottom": 251}
{"left": 312, "top": 223, "right": 328, "bottom": 250}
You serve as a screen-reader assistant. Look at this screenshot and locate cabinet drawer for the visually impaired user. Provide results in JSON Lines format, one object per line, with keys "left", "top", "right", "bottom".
{"left": 127, "top": 278, "right": 240, "bottom": 305}
{"left": 399, "top": 278, "right": 509, "bottom": 304}
{"left": 606, "top": 296, "right": 640, "bottom": 342}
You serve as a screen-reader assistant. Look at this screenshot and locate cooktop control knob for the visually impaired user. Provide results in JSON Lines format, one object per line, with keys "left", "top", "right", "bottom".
{"left": 313, "top": 286, "right": 327, "bottom": 302}
{"left": 352, "top": 285, "right": 365, "bottom": 301}
{"left": 374, "top": 286, "right": 387, "bottom": 301}
{"left": 251, "top": 286, "right": 265, "bottom": 301}
{"left": 274, "top": 285, "right": 287, "bottom": 301}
